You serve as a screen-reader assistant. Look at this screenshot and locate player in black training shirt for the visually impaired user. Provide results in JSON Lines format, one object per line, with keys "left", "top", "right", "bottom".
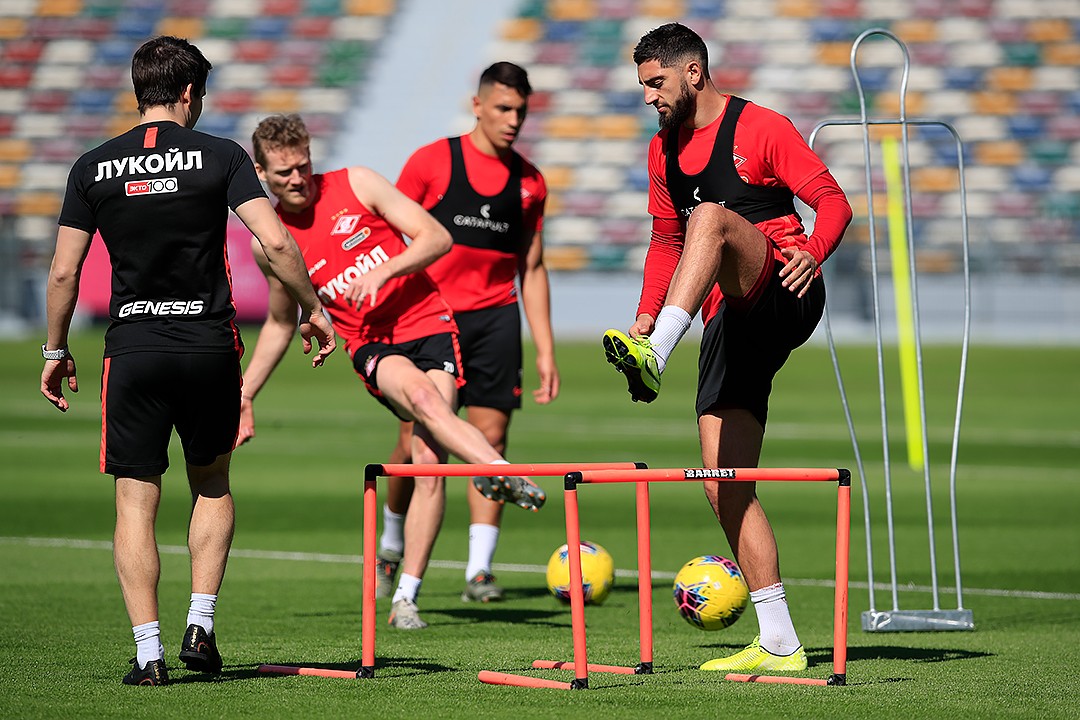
{"left": 39, "top": 36, "right": 335, "bottom": 687}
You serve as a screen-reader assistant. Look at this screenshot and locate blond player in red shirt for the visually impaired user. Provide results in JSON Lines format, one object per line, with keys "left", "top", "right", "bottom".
{"left": 604, "top": 24, "right": 852, "bottom": 673}
{"left": 374, "top": 63, "right": 559, "bottom": 604}
{"left": 238, "top": 114, "right": 545, "bottom": 631}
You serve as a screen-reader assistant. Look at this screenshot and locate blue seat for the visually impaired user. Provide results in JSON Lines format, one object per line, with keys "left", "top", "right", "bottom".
{"left": 626, "top": 167, "right": 650, "bottom": 193}
{"left": 247, "top": 17, "right": 290, "bottom": 40}
{"left": 70, "top": 89, "right": 115, "bottom": 114}
{"left": 605, "top": 91, "right": 640, "bottom": 113}
{"left": 810, "top": 19, "right": 854, "bottom": 43}
{"left": 113, "top": 14, "right": 158, "bottom": 40}
{"left": 96, "top": 39, "right": 136, "bottom": 65}
{"left": 943, "top": 67, "right": 982, "bottom": 90}
{"left": 687, "top": 0, "right": 724, "bottom": 19}
{"left": 194, "top": 114, "right": 238, "bottom": 137}
{"left": 1012, "top": 165, "right": 1052, "bottom": 192}
{"left": 545, "top": 21, "right": 584, "bottom": 43}
{"left": 1006, "top": 115, "right": 1044, "bottom": 141}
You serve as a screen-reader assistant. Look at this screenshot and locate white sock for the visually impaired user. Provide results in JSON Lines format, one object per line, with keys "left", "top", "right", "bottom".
{"left": 380, "top": 505, "right": 405, "bottom": 556}
{"left": 750, "top": 582, "right": 801, "bottom": 655}
{"left": 649, "top": 306, "right": 693, "bottom": 372}
{"left": 187, "top": 592, "right": 217, "bottom": 634}
{"left": 466, "top": 524, "right": 500, "bottom": 579}
{"left": 392, "top": 573, "right": 422, "bottom": 604}
{"left": 133, "top": 620, "right": 164, "bottom": 668}
{"left": 491, "top": 458, "right": 509, "bottom": 465}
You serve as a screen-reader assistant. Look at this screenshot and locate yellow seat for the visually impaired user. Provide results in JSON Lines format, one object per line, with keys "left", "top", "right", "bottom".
{"left": 640, "top": 0, "right": 685, "bottom": 17}
{"left": 259, "top": 90, "right": 300, "bottom": 113}
{"left": 0, "top": 19, "right": 26, "bottom": 39}
{"left": 500, "top": 18, "right": 542, "bottom": 42}
{"left": 892, "top": 20, "right": 938, "bottom": 44}
{"left": 971, "top": 91, "right": 1017, "bottom": 116}
{"left": 817, "top": 41, "right": 853, "bottom": 66}
{"left": 0, "top": 164, "right": 20, "bottom": 189}
{"left": 911, "top": 167, "right": 959, "bottom": 193}
{"left": 543, "top": 166, "right": 575, "bottom": 191}
{"left": 986, "top": 67, "right": 1034, "bottom": 92}
{"left": 546, "top": 115, "right": 593, "bottom": 140}
{"left": 974, "top": 141, "right": 1024, "bottom": 166}
{"left": 594, "top": 114, "right": 639, "bottom": 140}
{"left": 36, "top": 0, "right": 82, "bottom": 17}
{"left": 544, "top": 245, "right": 589, "bottom": 272}
{"left": 156, "top": 17, "right": 205, "bottom": 39}
{"left": 548, "top": 0, "right": 596, "bottom": 21}
{"left": 1027, "top": 19, "right": 1072, "bottom": 43}
{"left": 777, "top": 0, "right": 817, "bottom": 18}
{"left": 344, "top": 0, "right": 395, "bottom": 15}
{"left": 1045, "top": 43, "right": 1080, "bottom": 65}
{"left": 0, "top": 139, "right": 32, "bottom": 163}
{"left": 876, "top": 92, "right": 926, "bottom": 117}
{"left": 16, "top": 191, "right": 63, "bottom": 217}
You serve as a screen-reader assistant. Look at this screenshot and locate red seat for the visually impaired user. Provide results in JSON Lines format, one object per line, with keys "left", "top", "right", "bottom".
{"left": 212, "top": 90, "right": 256, "bottom": 114}
{"left": 0, "top": 66, "right": 33, "bottom": 89}
{"left": 264, "top": 0, "right": 302, "bottom": 14}
{"left": 27, "top": 90, "right": 69, "bottom": 113}
{"left": 2, "top": 39, "right": 45, "bottom": 63}
{"left": 234, "top": 40, "right": 276, "bottom": 63}
{"left": 292, "top": 17, "right": 333, "bottom": 39}
{"left": 270, "top": 65, "right": 312, "bottom": 87}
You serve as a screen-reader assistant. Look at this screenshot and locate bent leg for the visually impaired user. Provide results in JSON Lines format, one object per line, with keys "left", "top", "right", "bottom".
{"left": 666, "top": 203, "right": 771, "bottom": 317}
{"left": 385, "top": 421, "right": 415, "bottom": 516}
{"left": 114, "top": 475, "right": 163, "bottom": 626}
{"left": 187, "top": 454, "right": 234, "bottom": 596}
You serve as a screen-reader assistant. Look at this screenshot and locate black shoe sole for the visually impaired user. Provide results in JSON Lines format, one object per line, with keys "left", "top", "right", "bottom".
{"left": 602, "top": 334, "right": 658, "bottom": 403}
{"left": 179, "top": 648, "right": 223, "bottom": 674}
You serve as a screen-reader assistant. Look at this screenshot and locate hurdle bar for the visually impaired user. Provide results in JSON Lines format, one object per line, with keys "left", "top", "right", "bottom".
{"left": 539, "top": 467, "right": 850, "bottom": 688}
{"left": 257, "top": 461, "right": 644, "bottom": 686}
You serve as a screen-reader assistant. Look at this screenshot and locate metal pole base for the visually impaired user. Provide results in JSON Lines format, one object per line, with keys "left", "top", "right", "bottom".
{"left": 862, "top": 609, "right": 974, "bottom": 632}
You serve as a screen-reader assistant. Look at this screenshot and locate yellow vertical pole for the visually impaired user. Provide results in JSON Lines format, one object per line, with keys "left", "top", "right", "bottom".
{"left": 881, "top": 135, "right": 923, "bottom": 470}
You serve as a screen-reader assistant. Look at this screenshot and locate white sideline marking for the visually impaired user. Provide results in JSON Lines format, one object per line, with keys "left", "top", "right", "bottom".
{"left": 3, "top": 536, "right": 1078, "bottom": 602}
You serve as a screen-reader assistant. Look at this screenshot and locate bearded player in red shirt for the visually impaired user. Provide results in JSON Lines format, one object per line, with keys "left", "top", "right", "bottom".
{"left": 238, "top": 114, "right": 545, "bottom": 631}
{"left": 604, "top": 24, "right": 852, "bottom": 673}
{"left": 374, "top": 63, "right": 559, "bottom": 605}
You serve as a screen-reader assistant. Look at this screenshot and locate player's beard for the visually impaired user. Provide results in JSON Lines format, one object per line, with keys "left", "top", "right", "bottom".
{"left": 658, "top": 79, "right": 693, "bottom": 131}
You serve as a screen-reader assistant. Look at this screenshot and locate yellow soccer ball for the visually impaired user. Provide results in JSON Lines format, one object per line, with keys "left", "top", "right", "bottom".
{"left": 546, "top": 541, "right": 615, "bottom": 605}
{"left": 672, "top": 555, "right": 749, "bottom": 630}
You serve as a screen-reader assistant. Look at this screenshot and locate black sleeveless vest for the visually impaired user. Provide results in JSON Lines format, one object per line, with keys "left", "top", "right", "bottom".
{"left": 428, "top": 136, "right": 524, "bottom": 253}
{"left": 664, "top": 96, "right": 796, "bottom": 226}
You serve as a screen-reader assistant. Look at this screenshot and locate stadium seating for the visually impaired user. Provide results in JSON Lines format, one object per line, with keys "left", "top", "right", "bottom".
{"left": 0, "top": 0, "right": 395, "bottom": 239}
{"left": 1, "top": 0, "right": 1078, "bottom": 279}
{"left": 497, "top": 0, "right": 1080, "bottom": 273}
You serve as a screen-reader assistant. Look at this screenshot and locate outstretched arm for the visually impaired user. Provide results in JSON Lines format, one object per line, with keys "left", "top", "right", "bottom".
{"left": 518, "top": 228, "right": 559, "bottom": 404}
{"left": 235, "top": 196, "right": 335, "bottom": 367}
{"left": 236, "top": 237, "right": 308, "bottom": 447}
{"left": 40, "top": 225, "right": 92, "bottom": 412}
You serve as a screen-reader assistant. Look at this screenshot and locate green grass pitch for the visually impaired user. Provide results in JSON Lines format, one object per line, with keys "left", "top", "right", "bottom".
{"left": 1, "top": 330, "right": 1078, "bottom": 718}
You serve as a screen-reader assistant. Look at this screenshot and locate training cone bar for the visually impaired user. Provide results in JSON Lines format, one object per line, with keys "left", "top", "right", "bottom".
{"left": 257, "top": 461, "right": 644, "bottom": 685}
{"left": 537, "top": 467, "right": 850, "bottom": 689}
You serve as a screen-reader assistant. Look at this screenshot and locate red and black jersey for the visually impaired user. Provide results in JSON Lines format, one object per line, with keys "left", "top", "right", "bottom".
{"left": 278, "top": 169, "right": 456, "bottom": 360}
{"left": 59, "top": 121, "right": 264, "bottom": 356}
{"left": 640, "top": 97, "right": 850, "bottom": 323}
{"left": 396, "top": 134, "right": 546, "bottom": 312}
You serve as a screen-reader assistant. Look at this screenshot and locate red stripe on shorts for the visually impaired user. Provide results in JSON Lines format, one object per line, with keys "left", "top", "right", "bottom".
{"left": 99, "top": 357, "right": 110, "bottom": 473}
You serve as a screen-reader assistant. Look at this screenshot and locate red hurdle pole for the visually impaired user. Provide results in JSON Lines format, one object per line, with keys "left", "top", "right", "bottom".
{"left": 830, "top": 475, "right": 852, "bottom": 686}
{"left": 360, "top": 470, "right": 378, "bottom": 678}
{"left": 636, "top": 479, "right": 653, "bottom": 674}
{"left": 563, "top": 478, "right": 590, "bottom": 690}
{"left": 576, "top": 467, "right": 843, "bottom": 484}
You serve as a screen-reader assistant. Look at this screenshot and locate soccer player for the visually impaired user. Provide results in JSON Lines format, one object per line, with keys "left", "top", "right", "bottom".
{"left": 239, "top": 114, "right": 546, "bottom": 630}
{"left": 375, "top": 62, "right": 559, "bottom": 604}
{"left": 39, "top": 37, "right": 336, "bottom": 687}
{"left": 603, "top": 23, "right": 852, "bottom": 672}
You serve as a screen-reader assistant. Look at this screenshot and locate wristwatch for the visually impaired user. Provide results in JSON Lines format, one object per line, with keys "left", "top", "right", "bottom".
{"left": 42, "top": 344, "right": 68, "bottom": 361}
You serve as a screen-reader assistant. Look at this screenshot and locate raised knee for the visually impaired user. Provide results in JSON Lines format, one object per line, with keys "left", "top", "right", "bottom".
{"left": 687, "top": 202, "right": 736, "bottom": 238}
{"left": 407, "top": 384, "right": 448, "bottom": 424}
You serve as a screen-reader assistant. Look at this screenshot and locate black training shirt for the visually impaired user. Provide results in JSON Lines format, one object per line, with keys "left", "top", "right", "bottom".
{"left": 59, "top": 120, "right": 265, "bottom": 356}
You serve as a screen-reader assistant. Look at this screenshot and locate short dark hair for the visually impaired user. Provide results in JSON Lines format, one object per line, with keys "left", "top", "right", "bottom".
{"left": 131, "top": 36, "right": 212, "bottom": 114}
{"left": 251, "top": 114, "right": 311, "bottom": 167}
{"left": 632, "top": 23, "right": 711, "bottom": 80}
{"left": 478, "top": 61, "right": 532, "bottom": 97}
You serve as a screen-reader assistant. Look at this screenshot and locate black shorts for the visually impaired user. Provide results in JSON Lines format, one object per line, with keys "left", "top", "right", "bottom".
{"left": 696, "top": 261, "right": 826, "bottom": 428}
{"left": 100, "top": 351, "right": 242, "bottom": 477}
{"left": 352, "top": 332, "right": 463, "bottom": 421}
{"left": 455, "top": 303, "right": 523, "bottom": 410}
